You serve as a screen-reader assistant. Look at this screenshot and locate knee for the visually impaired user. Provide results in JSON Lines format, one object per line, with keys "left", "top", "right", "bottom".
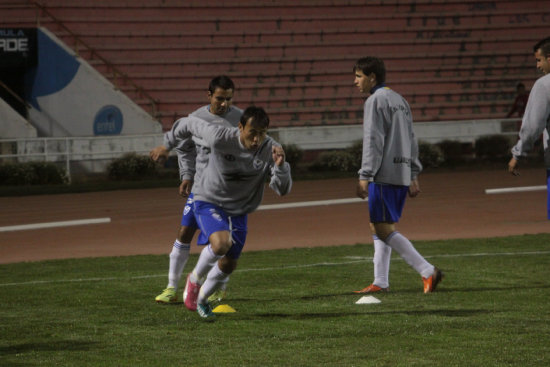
{"left": 209, "top": 232, "right": 232, "bottom": 256}
{"left": 372, "top": 223, "right": 395, "bottom": 242}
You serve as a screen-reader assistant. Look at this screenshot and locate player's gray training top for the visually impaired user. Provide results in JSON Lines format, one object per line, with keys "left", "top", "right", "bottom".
{"left": 511, "top": 73, "right": 550, "bottom": 168}
{"left": 163, "top": 105, "right": 243, "bottom": 182}
{"left": 166, "top": 116, "right": 292, "bottom": 216}
{"left": 358, "top": 85, "right": 422, "bottom": 186}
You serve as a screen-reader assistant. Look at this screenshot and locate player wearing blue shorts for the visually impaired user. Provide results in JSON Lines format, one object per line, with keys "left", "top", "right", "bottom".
{"left": 509, "top": 37, "right": 550, "bottom": 220}
{"left": 150, "top": 76, "right": 243, "bottom": 304}
{"left": 353, "top": 57, "right": 443, "bottom": 294}
{"left": 164, "top": 106, "right": 292, "bottom": 320}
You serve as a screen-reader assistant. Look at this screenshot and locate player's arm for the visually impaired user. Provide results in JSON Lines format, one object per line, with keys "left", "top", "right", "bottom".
{"left": 510, "top": 79, "right": 550, "bottom": 176}
{"left": 269, "top": 143, "right": 292, "bottom": 196}
{"left": 150, "top": 118, "right": 189, "bottom": 164}
{"left": 357, "top": 99, "right": 383, "bottom": 198}
{"left": 356, "top": 179, "right": 369, "bottom": 199}
{"left": 409, "top": 131, "right": 422, "bottom": 197}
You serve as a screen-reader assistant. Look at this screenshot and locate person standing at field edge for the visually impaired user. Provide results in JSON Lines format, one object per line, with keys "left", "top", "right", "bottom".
{"left": 352, "top": 57, "right": 443, "bottom": 294}
{"left": 508, "top": 37, "right": 550, "bottom": 220}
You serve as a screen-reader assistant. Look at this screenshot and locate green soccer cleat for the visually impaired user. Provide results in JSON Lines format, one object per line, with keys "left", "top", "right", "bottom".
{"left": 155, "top": 287, "right": 178, "bottom": 304}
{"left": 197, "top": 302, "right": 216, "bottom": 321}
{"left": 207, "top": 288, "right": 226, "bottom": 307}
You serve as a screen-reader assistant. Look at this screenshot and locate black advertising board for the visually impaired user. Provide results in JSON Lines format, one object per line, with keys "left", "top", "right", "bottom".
{"left": 0, "top": 28, "right": 38, "bottom": 69}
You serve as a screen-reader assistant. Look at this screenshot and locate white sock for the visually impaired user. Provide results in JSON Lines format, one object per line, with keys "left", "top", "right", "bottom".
{"left": 385, "top": 232, "right": 434, "bottom": 278}
{"left": 167, "top": 240, "right": 190, "bottom": 289}
{"left": 373, "top": 235, "right": 391, "bottom": 288}
{"left": 198, "top": 263, "right": 230, "bottom": 305}
{"left": 190, "top": 244, "right": 223, "bottom": 284}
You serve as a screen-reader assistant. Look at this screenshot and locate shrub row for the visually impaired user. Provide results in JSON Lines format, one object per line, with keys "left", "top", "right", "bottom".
{"left": 309, "top": 134, "right": 517, "bottom": 172}
{"left": 0, "top": 161, "right": 68, "bottom": 185}
{"left": 0, "top": 135, "right": 526, "bottom": 186}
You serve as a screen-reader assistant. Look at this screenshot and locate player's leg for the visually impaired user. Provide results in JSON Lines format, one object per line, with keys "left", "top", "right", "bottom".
{"left": 189, "top": 230, "right": 231, "bottom": 284}
{"left": 372, "top": 234, "right": 392, "bottom": 288}
{"left": 354, "top": 231, "right": 391, "bottom": 293}
{"left": 184, "top": 201, "right": 232, "bottom": 312}
{"left": 369, "top": 183, "right": 442, "bottom": 293}
{"left": 198, "top": 215, "right": 246, "bottom": 305}
{"left": 167, "top": 226, "right": 194, "bottom": 288}
{"left": 155, "top": 195, "right": 197, "bottom": 303}
{"left": 546, "top": 169, "right": 549, "bottom": 220}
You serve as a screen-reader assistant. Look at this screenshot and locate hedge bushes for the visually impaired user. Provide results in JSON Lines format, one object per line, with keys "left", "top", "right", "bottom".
{"left": 0, "top": 161, "right": 68, "bottom": 185}
{"left": 107, "top": 153, "right": 158, "bottom": 180}
{"left": 0, "top": 134, "right": 516, "bottom": 187}
{"left": 308, "top": 134, "right": 514, "bottom": 172}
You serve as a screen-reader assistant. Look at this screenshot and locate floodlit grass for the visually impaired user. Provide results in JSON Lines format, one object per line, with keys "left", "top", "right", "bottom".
{"left": 1, "top": 234, "right": 549, "bottom": 366}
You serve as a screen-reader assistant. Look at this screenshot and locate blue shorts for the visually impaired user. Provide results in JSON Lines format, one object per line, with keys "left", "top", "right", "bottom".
{"left": 193, "top": 200, "right": 248, "bottom": 259}
{"left": 180, "top": 193, "right": 198, "bottom": 228}
{"left": 546, "top": 169, "right": 550, "bottom": 220}
{"left": 368, "top": 182, "right": 408, "bottom": 223}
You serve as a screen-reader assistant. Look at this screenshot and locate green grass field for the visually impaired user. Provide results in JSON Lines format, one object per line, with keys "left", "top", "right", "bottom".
{"left": 1, "top": 234, "right": 549, "bottom": 366}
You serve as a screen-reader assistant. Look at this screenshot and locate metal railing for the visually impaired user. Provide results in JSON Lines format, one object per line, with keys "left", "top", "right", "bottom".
{"left": 30, "top": 0, "right": 159, "bottom": 118}
{"left": 0, "top": 134, "right": 163, "bottom": 183}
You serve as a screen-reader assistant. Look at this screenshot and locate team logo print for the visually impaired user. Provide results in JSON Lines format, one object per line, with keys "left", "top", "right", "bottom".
{"left": 253, "top": 158, "right": 264, "bottom": 170}
{"left": 183, "top": 205, "right": 191, "bottom": 216}
{"left": 224, "top": 154, "right": 236, "bottom": 161}
{"left": 209, "top": 208, "right": 223, "bottom": 222}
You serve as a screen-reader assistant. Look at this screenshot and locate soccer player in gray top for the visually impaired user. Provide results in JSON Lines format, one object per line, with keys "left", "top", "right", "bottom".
{"left": 150, "top": 76, "right": 243, "bottom": 304}
{"left": 508, "top": 37, "right": 550, "bottom": 219}
{"left": 164, "top": 106, "right": 292, "bottom": 320}
{"left": 352, "top": 57, "right": 443, "bottom": 294}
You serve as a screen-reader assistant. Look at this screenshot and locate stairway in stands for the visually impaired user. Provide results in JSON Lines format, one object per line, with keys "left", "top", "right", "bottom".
{"left": 3, "top": 0, "right": 546, "bottom": 130}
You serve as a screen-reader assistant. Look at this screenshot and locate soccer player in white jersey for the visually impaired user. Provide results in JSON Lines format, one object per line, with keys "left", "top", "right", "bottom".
{"left": 352, "top": 57, "right": 443, "bottom": 294}
{"left": 165, "top": 106, "right": 292, "bottom": 320}
{"left": 509, "top": 37, "right": 550, "bottom": 219}
{"left": 150, "top": 76, "right": 243, "bottom": 304}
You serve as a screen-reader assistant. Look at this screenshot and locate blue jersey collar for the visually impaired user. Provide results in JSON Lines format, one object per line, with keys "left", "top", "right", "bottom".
{"left": 370, "top": 83, "right": 387, "bottom": 94}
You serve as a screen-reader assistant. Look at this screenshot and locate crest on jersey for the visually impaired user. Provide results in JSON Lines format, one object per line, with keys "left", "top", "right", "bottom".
{"left": 253, "top": 158, "right": 263, "bottom": 170}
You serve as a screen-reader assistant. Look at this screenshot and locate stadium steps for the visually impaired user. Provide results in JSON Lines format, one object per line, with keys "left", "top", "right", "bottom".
{"left": 1, "top": 0, "right": 543, "bottom": 130}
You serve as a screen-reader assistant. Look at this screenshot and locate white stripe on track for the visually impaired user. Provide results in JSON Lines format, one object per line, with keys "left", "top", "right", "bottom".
{"left": 485, "top": 185, "right": 546, "bottom": 194}
{"left": 1, "top": 250, "right": 548, "bottom": 287}
{"left": 0, "top": 217, "right": 111, "bottom": 232}
{"left": 257, "top": 197, "right": 365, "bottom": 210}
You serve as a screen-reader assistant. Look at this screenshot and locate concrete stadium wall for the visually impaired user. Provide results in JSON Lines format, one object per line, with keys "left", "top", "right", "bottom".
{"left": 0, "top": 98, "right": 36, "bottom": 139}
{"left": 25, "top": 28, "right": 162, "bottom": 137}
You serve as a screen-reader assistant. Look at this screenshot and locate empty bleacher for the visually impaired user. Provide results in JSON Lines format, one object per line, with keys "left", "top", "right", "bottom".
{"left": 2, "top": 0, "right": 545, "bottom": 130}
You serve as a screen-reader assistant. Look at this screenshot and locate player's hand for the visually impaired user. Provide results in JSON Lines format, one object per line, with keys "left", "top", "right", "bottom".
{"left": 508, "top": 157, "right": 520, "bottom": 176}
{"left": 408, "top": 179, "right": 421, "bottom": 197}
{"left": 179, "top": 180, "right": 193, "bottom": 197}
{"left": 356, "top": 180, "right": 369, "bottom": 199}
{"left": 272, "top": 145, "right": 286, "bottom": 166}
{"left": 150, "top": 145, "right": 169, "bottom": 164}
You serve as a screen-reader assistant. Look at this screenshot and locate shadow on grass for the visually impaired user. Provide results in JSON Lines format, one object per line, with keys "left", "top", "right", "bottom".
{"left": 232, "top": 308, "right": 493, "bottom": 321}
{"left": 1, "top": 340, "right": 100, "bottom": 355}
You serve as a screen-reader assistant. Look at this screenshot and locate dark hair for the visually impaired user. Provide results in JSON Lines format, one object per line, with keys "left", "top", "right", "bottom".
{"left": 353, "top": 57, "right": 386, "bottom": 84}
{"left": 208, "top": 75, "right": 235, "bottom": 94}
{"left": 240, "top": 106, "right": 270, "bottom": 128}
{"left": 533, "top": 37, "right": 550, "bottom": 57}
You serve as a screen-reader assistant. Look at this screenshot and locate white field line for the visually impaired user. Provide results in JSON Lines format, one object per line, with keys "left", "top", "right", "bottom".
{"left": 257, "top": 197, "right": 365, "bottom": 210}
{"left": 1, "top": 250, "right": 548, "bottom": 287}
{"left": 0, "top": 198, "right": 364, "bottom": 232}
{"left": 485, "top": 185, "right": 546, "bottom": 195}
{"left": 0, "top": 217, "right": 111, "bottom": 232}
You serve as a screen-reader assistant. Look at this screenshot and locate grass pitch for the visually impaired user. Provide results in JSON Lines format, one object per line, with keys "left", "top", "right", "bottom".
{"left": 1, "top": 234, "right": 549, "bottom": 366}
